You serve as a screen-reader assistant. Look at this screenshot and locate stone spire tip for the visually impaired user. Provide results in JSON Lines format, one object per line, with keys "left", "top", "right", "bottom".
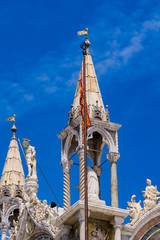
{"left": 11, "top": 123, "right": 17, "bottom": 137}
{"left": 80, "top": 36, "right": 91, "bottom": 55}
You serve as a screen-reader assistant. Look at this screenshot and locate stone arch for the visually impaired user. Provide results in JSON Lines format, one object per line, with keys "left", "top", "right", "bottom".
{"left": 88, "top": 125, "right": 117, "bottom": 152}
{"left": 142, "top": 227, "right": 160, "bottom": 240}
{"left": 63, "top": 129, "right": 79, "bottom": 160}
{"left": 26, "top": 210, "right": 55, "bottom": 239}
{"left": 146, "top": 228, "right": 160, "bottom": 239}
{"left": 130, "top": 205, "right": 160, "bottom": 240}
{"left": 27, "top": 232, "right": 54, "bottom": 240}
{"left": 6, "top": 204, "right": 19, "bottom": 221}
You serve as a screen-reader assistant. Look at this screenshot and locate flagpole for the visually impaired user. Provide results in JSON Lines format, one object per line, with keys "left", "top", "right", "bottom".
{"left": 81, "top": 36, "right": 90, "bottom": 240}
{"left": 83, "top": 50, "right": 88, "bottom": 240}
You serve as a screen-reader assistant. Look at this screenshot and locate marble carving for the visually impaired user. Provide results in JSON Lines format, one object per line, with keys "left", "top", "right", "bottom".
{"left": 26, "top": 190, "right": 59, "bottom": 233}
{"left": 142, "top": 179, "right": 160, "bottom": 213}
{"left": 87, "top": 166, "right": 99, "bottom": 200}
{"left": 127, "top": 179, "right": 160, "bottom": 225}
{"left": 8, "top": 190, "right": 60, "bottom": 239}
{"left": 23, "top": 141, "right": 37, "bottom": 179}
{"left": 127, "top": 195, "right": 142, "bottom": 225}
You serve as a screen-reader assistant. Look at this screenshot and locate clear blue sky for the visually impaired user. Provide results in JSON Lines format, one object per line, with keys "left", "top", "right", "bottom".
{"left": 0, "top": 0, "right": 160, "bottom": 219}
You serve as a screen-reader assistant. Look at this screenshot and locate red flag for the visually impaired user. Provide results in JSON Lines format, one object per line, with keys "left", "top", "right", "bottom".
{"left": 80, "top": 65, "right": 91, "bottom": 144}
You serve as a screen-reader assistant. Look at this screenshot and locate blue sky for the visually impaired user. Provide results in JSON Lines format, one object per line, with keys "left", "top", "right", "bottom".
{"left": 0, "top": 0, "right": 160, "bottom": 221}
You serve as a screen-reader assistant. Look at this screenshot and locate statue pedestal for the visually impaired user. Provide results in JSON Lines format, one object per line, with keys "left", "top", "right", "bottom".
{"left": 24, "top": 177, "right": 38, "bottom": 195}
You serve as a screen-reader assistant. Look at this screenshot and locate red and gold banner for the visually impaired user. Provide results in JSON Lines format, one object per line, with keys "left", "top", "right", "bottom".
{"left": 80, "top": 65, "right": 91, "bottom": 144}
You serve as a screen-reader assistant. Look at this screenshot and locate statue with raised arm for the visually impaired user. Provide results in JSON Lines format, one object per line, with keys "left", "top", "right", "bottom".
{"left": 142, "top": 179, "right": 160, "bottom": 213}
{"left": 87, "top": 166, "right": 99, "bottom": 200}
{"left": 23, "top": 138, "right": 37, "bottom": 179}
{"left": 127, "top": 195, "right": 142, "bottom": 225}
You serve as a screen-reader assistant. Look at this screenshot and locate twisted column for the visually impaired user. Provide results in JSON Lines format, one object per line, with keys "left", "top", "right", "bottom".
{"left": 78, "top": 147, "right": 85, "bottom": 200}
{"left": 61, "top": 159, "right": 72, "bottom": 210}
{"left": 107, "top": 152, "right": 120, "bottom": 208}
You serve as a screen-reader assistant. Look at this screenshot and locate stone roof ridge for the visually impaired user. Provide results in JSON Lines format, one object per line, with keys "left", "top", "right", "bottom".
{"left": 0, "top": 123, "right": 25, "bottom": 198}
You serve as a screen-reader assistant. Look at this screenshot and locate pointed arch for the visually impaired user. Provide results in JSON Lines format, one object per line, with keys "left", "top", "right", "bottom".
{"left": 88, "top": 125, "right": 118, "bottom": 153}
{"left": 6, "top": 204, "right": 19, "bottom": 221}
{"left": 63, "top": 129, "right": 79, "bottom": 160}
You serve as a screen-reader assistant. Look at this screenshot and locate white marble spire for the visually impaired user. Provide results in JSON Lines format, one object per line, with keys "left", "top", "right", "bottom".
{"left": 0, "top": 123, "right": 25, "bottom": 197}
{"left": 71, "top": 43, "right": 108, "bottom": 122}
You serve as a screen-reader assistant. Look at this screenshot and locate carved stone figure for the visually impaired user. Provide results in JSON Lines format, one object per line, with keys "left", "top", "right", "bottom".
{"left": 18, "top": 199, "right": 25, "bottom": 220}
{"left": 26, "top": 215, "right": 35, "bottom": 235}
{"left": 127, "top": 195, "right": 142, "bottom": 225}
{"left": 13, "top": 220, "right": 19, "bottom": 235}
{"left": 142, "top": 179, "right": 160, "bottom": 213}
{"left": 87, "top": 166, "right": 99, "bottom": 200}
{"left": 26, "top": 191, "right": 59, "bottom": 234}
{"left": 25, "top": 144, "right": 37, "bottom": 179}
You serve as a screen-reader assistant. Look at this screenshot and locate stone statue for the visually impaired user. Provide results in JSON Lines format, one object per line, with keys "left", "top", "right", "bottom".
{"left": 127, "top": 195, "right": 142, "bottom": 225}
{"left": 87, "top": 166, "right": 99, "bottom": 200}
{"left": 142, "top": 179, "right": 160, "bottom": 213}
{"left": 26, "top": 215, "right": 35, "bottom": 235}
{"left": 23, "top": 141, "right": 37, "bottom": 179}
{"left": 8, "top": 220, "right": 19, "bottom": 239}
{"left": 26, "top": 190, "right": 59, "bottom": 234}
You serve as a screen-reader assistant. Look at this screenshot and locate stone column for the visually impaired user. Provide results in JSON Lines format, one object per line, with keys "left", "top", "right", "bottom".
{"left": 0, "top": 222, "right": 9, "bottom": 240}
{"left": 107, "top": 152, "right": 120, "bottom": 208}
{"left": 93, "top": 165, "right": 102, "bottom": 199}
{"left": 113, "top": 216, "right": 124, "bottom": 240}
{"left": 76, "top": 209, "right": 85, "bottom": 240}
{"left": 78, "top": 147, "right": 85, "bottom": 200}
{"left": 61, "top": 225, "right": 71, "bottom": 240}
{"left": 61, "top": 159, "right": 72, "bottom": 210}
{"left": 24, "top": 177, "right": 39, "bottom": 196}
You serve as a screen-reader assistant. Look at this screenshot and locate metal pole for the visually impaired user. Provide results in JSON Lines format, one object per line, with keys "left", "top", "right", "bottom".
{"left": 83, "top": 48, "right": 88, "bottom": 240}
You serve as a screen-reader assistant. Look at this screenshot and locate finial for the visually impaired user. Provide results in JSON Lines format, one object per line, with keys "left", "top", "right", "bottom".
{"left": 6, "top": 114, "right": 17, "bottom": 136}
{"left": 78, "top": 28, "right": 90, "bottom": 55}
{"left": 80, "top": 37, "right": 90, "bottom": 55}
{"left": 11, "top": 123, "right": 17, "bottom": 133}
